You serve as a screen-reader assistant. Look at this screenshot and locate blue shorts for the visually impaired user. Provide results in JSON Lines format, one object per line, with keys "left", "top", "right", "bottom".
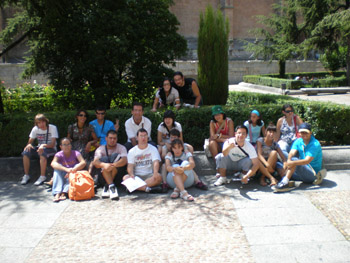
{"left": 22, "top": 146, "right": 56, "bottom": 159}
{"left": 166, "top": 161, "right": 195, "bottom": 189}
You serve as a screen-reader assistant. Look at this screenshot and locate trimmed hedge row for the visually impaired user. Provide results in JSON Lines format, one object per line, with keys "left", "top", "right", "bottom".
{"left": 243, "top": 71, "right": 347, "bottom": 90}
{"left": 0, "top": 92, "right": 349, "bottom": 157}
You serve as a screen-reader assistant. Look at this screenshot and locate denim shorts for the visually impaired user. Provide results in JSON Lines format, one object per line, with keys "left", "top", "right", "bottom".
{"left": 22, "top": 146, "right": 56, "bottom": 159}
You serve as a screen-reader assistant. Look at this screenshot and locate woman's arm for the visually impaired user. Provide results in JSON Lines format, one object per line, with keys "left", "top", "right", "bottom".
{"left": 209, "top": 121, "right": 218, "bottom": 140}
{"left": 257, "top": 140, "right": 268, "bottom": 166}
{"left": 275, "top": 118, "right": 283, "bottom": 142}
{"left": 296, "top": 115, "right": 303, "bottom": 126}
{"left": 157, "top": 130, "right": 165, "bottom": 146}
{"left": 165, "top": 157, "right": 174, "bottom": 173}
{"left": 51, "top": 156, "right": 70, "bottom": 172}
{"left": 261, "top": 125, "right": 266, "bottom": 137}
{"left": 151, "top": 97, "right": 159, "bottom": 112}
{"left": 72, "top": 154, "right": 86, "bottom": 172}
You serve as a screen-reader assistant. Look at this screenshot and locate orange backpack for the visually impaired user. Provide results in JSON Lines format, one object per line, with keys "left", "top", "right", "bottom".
{"left": 68, "top": 171, "right": 95, "bottom": 201}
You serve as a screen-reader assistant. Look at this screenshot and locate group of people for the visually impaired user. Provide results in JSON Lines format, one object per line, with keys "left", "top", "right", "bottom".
{"left": 20, "top": 101, "right": 207, "bottom": 202}
{"left": 20, "top": 73, "right": 327, "bottom": 201}
{"left": 209, "top": 104, "right": 326, "bottom": 192}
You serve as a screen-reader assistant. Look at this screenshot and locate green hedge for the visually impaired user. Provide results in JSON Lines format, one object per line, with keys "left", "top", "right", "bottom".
{"left": 0, "top": 92, "right": 349, "bottom": 157}
{"left": 243, "top": 71, "right": 347, "bottom": 90}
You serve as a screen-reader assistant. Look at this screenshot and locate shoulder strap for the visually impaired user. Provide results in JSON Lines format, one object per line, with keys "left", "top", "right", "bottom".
{"left": 100, "top": 120, "right": 105, "bottom": 139}
{"left": 105, "top": 145, "right": 109, "bottom": 158}
{"left": 46, "top": 126, "right": 49, "bottom": 144}
{"left": 237, "top": 145, "right": 249, "bottom": 157}
{"left": 217, "top": 121, "right": 225, "bottom": 134}
{"left": 249, "top": 123, "right": 253, "bottom": 143}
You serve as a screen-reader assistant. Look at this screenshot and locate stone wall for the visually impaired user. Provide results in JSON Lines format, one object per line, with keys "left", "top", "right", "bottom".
{"left": 0, "top": 60, "right": 326, "bottom": 88}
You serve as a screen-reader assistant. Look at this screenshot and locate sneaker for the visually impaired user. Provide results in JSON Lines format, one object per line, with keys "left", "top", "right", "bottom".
{"left": 313, "top": 169, "right": 327, "bottom": 185}
{"left": 109, "top": 186, "right": 119, "bottom": 201}
{"left": 101, "top": 185, "right": 110, "bottom": 198}
{"left": 149, "top": 186, "right": 163, "bottom": 194}
{"left": 21, "top": 175, "right": 30, "bottom": 185}
{"left": 273, "top": 180, "right": 295, "bottom": 193}
{"left": 34, "top": 175, "right": 46, "bottom": 186}
{"left": 195, "top": 181, "right": 208, "bottom": 190}
{"left": 214, "top": 176, "right": 227, "bottom": 186}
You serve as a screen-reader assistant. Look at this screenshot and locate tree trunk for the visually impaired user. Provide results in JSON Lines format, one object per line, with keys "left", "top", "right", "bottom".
{"left": 279, "top": 60, "right": 286, "bottom": 78}
{"left": 347, "top": 37, "right": 350, "bottom": 86}
{"left": 0, "top": 90, "right": 4, "bottom": 114}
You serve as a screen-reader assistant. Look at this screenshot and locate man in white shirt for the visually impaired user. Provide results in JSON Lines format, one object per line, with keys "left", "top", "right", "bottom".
{"left": 124, "top": 102, "right": 156, "bottom": 151}
{"left": 93, "top": 130, "right": 127, "bottom": 200}
{"left": 214, "top": 125, "right": 259, "bottom": 186}
{"left": 123, "top": 128, "right": 162, "bottom": 193}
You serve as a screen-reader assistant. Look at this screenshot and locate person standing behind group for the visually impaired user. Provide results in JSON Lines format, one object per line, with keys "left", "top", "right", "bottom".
{"left": 244, "top": 110, "right": 265, "bottom": 147}
{"left": 51, "top": 138, "right": 86, "bottom": 202}
{"left": 172, "top": 71, "right": 202, "bottom": 108}
{"left": 21, "top": 113, "right": 59, "bottom": 185}
{"left": 209, "top": 105, "right": 234, "bottom": 158}
{"left": 151, "top": 78, "right": 181, "bottom": 112}
{"left": 125, "top": 101, "right": 156, "bottom": 151}
{"left": 89, "top": 106, "right": 117, "bottom": 147}
{"left": 68, "top": 110, "right": 98, "bottom": 160}
{"left": 275, "top": 104, "right": 303, "bottom": 155}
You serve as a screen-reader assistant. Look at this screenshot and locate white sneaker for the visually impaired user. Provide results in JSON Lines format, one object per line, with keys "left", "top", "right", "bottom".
{"left": 34, "top": 175, "right": 46, "bottom": 186}
{"left": 109, "top": 186, "right": 119, "bottom": 201}
{"left": 313, "top": 169, "right": 327, "bottom": 185}
{"left": 214, "top": 176, "right": 227, "bottom": 186}
{"left": 21, "top": 175, "right": 30, "bottom": 185}
{"left": 101, "top": 185, "right": 110, "bottom": 198}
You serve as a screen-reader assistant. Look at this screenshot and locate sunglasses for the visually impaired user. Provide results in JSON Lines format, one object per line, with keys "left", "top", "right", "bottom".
{"left": 78, "top": 114, "right": 87, "bottom": 117}
{"left": 284, "top": 110, "right": 294, "bottom": 113}
{"left": 96, "top": 112, "right": 105, "bottom": 115}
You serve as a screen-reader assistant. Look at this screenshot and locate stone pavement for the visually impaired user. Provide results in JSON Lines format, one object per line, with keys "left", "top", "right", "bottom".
{"left": 1, "top": 169, "right": 350, "bottom": 263}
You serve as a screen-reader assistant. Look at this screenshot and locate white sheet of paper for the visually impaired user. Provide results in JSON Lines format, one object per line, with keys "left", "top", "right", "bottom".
{"left": 122, "top": 176, "right": 147, "bottom": 192}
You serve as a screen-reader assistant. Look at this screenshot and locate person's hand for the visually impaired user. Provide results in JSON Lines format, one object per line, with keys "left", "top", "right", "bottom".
{"left": 103, "top": 163, "right": 114, "bottom": 172}
{"left": 174, "top": 166, "right": 184, "bottom": 174}
{"left": 24, "top": 144, "right": 34, "bottom": 152}
{"left": 284, "top": 160, "right": 295, "bottom": 170}
{"left": 37, "top": 145, "right": 44, "bottom": 155}
{"left": 85, "top": 143, "right": 91, "bottom": 153}
{"left": 241, "top": 174, "right": 249, "bottom": 184}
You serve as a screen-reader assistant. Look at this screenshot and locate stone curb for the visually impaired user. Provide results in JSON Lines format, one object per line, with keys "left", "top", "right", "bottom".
{"left": 1, "top": 146, "right": 349, "bottom": 181}
{"left": 238, "top": 82, "right": 304, "bottom": 95}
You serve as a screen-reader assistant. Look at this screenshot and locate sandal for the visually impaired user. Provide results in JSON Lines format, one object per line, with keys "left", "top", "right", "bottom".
{"left": 269, "top": 177, "right": 278, "bottom": 186}
{"left": 180, "top": 190, "right": 194, "bottom": 202}
{"left": 170, "top": 188, "right": 180, "bottom": 199}
{"left": 53, "top": 194, "right": 60, "bottom": 202}
{"left": 59, "top": 193, "right": 67, "bottom": 201}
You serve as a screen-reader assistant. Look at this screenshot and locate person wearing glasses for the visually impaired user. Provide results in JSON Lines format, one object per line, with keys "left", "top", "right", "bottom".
{"left": 51, "top": 138, "right": 86, "bottom": 202}
{"left": 275, "top": 104, "right": 303, "bottom": 155}
{"left": 90, "top": 106, "right": 118, "bottom": 146}
{"left": 67, "top": 110, "right": 98, "bottom": 160}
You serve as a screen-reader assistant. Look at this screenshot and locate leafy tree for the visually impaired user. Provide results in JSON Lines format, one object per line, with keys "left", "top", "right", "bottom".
{"left": 303, "top": 1, "right": 350, "bottom": 84}
{"left": 244, "top": 0, "right": 303, "bottom": 78}
{"left": 197, "top": 5, "right": 229, "bottom": 105}
{"left": 0, "top": 0, "right": 187, "bottom": 109}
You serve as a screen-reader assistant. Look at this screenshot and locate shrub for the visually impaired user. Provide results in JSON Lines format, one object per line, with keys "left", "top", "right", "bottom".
{"left": 1, "top": 92, "right": 349, "bottom": 157}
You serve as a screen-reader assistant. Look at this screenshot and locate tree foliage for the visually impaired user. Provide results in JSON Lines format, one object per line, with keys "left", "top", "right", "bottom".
{"left": 197, "top": 5, "right": 229, "bottom": 105}
{"left": 0, "top": 0, "right": 187, "bottom": 109}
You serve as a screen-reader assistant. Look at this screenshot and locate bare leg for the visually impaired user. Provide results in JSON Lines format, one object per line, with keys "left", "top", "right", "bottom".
{"left": 173, "top": 173, "right": 187, "bottom": 192}
{"left": 209, "top": 140, "right": 219, "bottom": 158}
{"left": 102, "top": 168, "right": 117, "bottom": 185}
{"left": 258, "top": 161, "right": 277, "bottom": 186}
{"left": 39, "top": 156, "right": 47, "bottom": 176}
{"left": 23, "top": 155, "right": 30, "bottom": 175}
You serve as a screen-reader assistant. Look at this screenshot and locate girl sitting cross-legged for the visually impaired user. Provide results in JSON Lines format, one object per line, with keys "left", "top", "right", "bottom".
{"left": 165, "top": 139, "right": 195, "bottom": 202}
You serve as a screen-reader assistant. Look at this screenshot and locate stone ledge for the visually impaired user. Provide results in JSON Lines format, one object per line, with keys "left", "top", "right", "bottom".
{"left": 1, "top": 146, "right": 349, "bottom": 182}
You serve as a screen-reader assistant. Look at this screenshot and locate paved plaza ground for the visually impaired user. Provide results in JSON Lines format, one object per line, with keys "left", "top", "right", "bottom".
{"left": 1, "top": 169, "right": 350, "bottom": 263}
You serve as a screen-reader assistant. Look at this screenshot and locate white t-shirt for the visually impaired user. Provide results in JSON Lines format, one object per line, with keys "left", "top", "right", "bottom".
{"left": 125, "top": 116, "right": 152, "bottom": 142}
{"left": 29, "top": 124, "right": 59, "bottom": 150}
{"left": 223, "top": 137, "right": 257, "bottom": 162}
{"left": 94, "top": 143, "right": 127, "bottom": 159}
{"left": 128, "top": 145, "right": 161, "bottom": 176}
{"left": 165, "top": 151, "right": 192, "bottom": 165}
{"left": 157, "top": 121, "right": 182, "bottom": 144}
{"left": 155, "top": 88, "right": 180, "bottom": 105}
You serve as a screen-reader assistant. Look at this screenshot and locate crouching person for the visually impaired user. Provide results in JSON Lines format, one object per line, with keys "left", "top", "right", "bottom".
{"left": 274, "top": 123, "right": 326, "bottom": 193}
{"left": 92, "top": 130, "right": 127, "bottom": 200}
{"left": 123, "top": 128, "right": 162, "bottom": 193}
{"left": 51, "top": 138, "right": 86, "bottom": 202}
{"left": 214, "top": 125, "right": 259, "bottom": 186}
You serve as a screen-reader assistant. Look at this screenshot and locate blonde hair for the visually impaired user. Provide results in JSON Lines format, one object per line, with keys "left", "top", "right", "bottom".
{"left": 34, "top": 113, "right": 49, "bottom": 127}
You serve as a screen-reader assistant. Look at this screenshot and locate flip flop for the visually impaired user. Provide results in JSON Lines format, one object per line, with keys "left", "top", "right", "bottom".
{"left": 59, "top": 194, "right": 67, "bottom": 201}
{"left": 53, "top": 194, "right": 60, "bottom": 202}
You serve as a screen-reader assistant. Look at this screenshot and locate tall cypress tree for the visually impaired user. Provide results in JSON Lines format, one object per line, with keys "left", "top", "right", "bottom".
{"left": 197, "top": 5, "right": 229, "bottom": 105}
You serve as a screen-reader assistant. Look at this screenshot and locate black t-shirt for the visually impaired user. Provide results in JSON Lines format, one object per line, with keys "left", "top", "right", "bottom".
{"left": 172, "top": 78, "right": 197, "bottom": 104}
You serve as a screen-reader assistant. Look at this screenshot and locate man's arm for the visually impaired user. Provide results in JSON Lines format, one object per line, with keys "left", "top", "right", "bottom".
{"left": 222, "top": 140, "right": 235, "bottom": 156}
{"left": 241, "top": 157, "right": 259, "bottom": 184}
{"left": 112, "top": 156, "right": 127, "bottom": 168}
{"left": 23, "top": 138, "right": 35, "bottom": 151}
{"left": 152, "top": 160, "right": 160, "bottom": 176}
{"left": 191, "top": 81, "right": 202, "bottom": 108}
{"left": 127, "top": 163, "right": 135, "bottom": 178}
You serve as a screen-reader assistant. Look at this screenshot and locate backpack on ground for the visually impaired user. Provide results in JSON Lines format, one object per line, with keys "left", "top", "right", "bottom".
{"left": 69, "top": 170, "right": 95, "bottom": 201}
